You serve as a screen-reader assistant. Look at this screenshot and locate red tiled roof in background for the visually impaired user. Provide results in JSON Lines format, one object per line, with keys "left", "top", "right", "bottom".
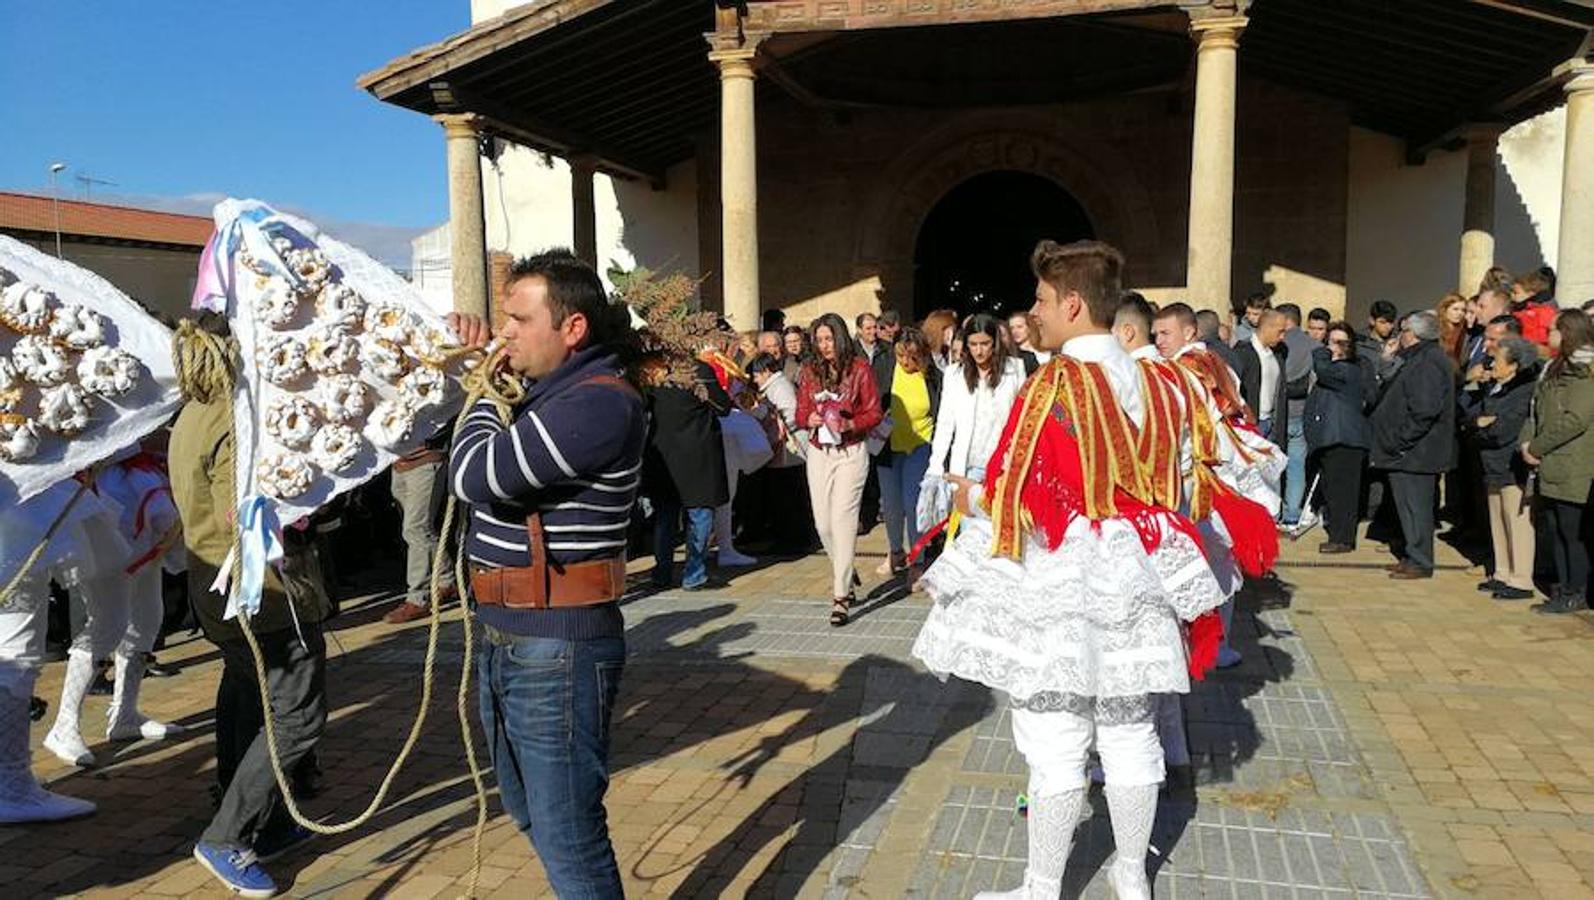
{"left": 0, "top": 192, "right": 211, "bottom": 248}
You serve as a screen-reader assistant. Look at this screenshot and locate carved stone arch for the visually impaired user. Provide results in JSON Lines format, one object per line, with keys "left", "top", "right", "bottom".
{"left": 853, "top": 110, "right": 1164, "bottom": 313}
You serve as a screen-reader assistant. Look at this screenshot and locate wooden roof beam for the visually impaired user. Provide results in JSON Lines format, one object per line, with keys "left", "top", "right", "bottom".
{"left": 427, "top": 81, "right": 665, "bottom": 187}
{"left": 1463, "top": 0, "right": 1594, "bottom": 30}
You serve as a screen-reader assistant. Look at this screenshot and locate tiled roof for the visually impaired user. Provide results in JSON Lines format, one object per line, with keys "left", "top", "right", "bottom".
{"left": 0, "top": 192, "right": 211, "bottom": 248}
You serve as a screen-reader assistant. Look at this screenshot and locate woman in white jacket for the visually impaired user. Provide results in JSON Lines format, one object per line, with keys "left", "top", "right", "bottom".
{"left": 918, "top": 313, "right": 1028, "bottom": 534}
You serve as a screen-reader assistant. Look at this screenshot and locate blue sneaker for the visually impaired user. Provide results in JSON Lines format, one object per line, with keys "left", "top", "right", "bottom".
{"left": 193, "top": 842, "right": 277, "bottom": 898}
{"left": 254, "top": 823, "right": 312, "bottom": 863}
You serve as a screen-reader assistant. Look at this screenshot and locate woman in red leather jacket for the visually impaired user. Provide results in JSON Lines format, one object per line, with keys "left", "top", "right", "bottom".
{"left": 796, "top": 313, "right": 884, "bottom": 625}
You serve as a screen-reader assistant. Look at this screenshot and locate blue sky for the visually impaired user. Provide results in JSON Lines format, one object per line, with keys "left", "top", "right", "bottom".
{"left": 0, "top": 2, "right": 468, "bottom": 264}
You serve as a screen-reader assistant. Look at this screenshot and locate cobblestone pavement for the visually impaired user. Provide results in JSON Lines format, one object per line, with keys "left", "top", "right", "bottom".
{"left": 8, "top": 523, "right": 1594, "bottom": 898}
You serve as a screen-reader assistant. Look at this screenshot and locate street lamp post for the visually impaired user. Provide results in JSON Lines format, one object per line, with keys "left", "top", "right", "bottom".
{"left": 48, "top": 163, "right": 67, "bottom": 258}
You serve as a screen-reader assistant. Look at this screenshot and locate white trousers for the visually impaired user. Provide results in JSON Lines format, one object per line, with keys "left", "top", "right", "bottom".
{"left": 69, "top": 567, "right": 162, "bottom": 661}
{"left": 0, "top": 576, "right": 49, "bottom": 699}
{"left": 1012, "top": 702, "right": 1165, "bottom": 796}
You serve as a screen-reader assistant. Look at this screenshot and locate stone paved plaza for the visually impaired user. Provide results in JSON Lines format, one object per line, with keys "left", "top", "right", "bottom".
{"left": 8, "top": 525, "right": 1594, "bottom": 899}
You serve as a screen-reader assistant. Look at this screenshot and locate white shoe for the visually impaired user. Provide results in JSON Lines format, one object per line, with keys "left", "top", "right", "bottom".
{"left": 1292, "top": 510, "right": 1320, "bottom": 539}
{"left": 108, "top": 717, "right": 184, "bottom": 743}
{"left": 1107, "top": 854, "right": 1152, "bottom": 899}
{"left": 718, "top": 549, "right": 758, "bottom": 568}
{"left": 0, "top": 691, "right": 96, "bottom": 824}
{"left": 43, "top": 726, "right": 96, "bottom": 768}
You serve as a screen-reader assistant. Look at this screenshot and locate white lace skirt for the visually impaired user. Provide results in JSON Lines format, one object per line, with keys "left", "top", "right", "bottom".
{"left": 913, "top": 514, "right": 1225, "bottom": 703}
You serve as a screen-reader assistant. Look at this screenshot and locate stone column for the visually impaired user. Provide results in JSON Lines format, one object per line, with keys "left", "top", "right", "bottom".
{"left": 570, "top": 155, "right": 598, "bottom": 267}
{"left": 1459, "top": 125, "right": 1503, "bottom": 295}
{"left": 1185, "top": 14, "right": 1246, "bottom": 314}
{"left": 438, "top": 114, "right": 489, "bottom": 319}
{"left": 710, "top": 42, "right": 763, "bottom": 332}
{"left": 1557, "top": 65, "right": 1594, "bottom": 305}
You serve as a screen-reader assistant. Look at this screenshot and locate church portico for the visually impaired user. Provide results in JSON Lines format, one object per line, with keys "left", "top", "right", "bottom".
{"left": 360, "top": 0, "right": 1594, "bottom": 327}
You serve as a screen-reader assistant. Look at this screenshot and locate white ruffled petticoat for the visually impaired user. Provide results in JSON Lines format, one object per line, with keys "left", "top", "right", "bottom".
{"left": 912, "top": 514, "right": 1225, "bottom": 707}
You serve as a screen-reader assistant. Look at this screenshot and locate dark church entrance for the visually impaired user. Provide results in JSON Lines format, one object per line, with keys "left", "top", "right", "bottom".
{"left": 912, "top": 170, "right": 1095, "bottom": 321}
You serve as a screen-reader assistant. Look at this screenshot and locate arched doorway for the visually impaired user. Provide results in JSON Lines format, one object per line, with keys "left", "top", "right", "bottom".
{"left": 912, "top": 170, "right": 1094, "bottom": 320}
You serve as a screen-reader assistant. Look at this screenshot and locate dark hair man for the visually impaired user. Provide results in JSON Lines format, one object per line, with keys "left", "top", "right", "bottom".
{"left": 877, "top": 309, "right": 902, "bottom": 342}
{"left": 448, "top": 249, "right": 645, "bottom": 896}
{"left": 1233, "top": 309, "right": 1290, "bottom": 443}
{"left": 1356, "top": 300, "right": 1401, "bottom": 376}
{"left": 1306, "top": 307, "right": 1332, "bottom": 344}
{"left": 1233, "top": 291, "right": 1272, "bottom": 345}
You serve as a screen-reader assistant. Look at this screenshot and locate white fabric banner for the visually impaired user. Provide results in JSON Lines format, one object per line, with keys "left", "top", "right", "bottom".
{"left": 0, "top": 234, "right": 180, "bottom": 505}
{"left": 212, "top": 199, "right": 469, "bottom": 529}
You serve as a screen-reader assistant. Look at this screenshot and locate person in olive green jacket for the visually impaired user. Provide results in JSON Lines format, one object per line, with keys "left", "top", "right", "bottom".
{"left": 168, "top": 315, "right": 330, "bottom": 896}
{"left": 1520, "top": 308, "right": 1594, "bottom": 615}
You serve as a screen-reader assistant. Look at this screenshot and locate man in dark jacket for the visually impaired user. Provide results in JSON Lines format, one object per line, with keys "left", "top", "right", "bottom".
{"left": 645, "top": 359, "right": 731, "bottom": 590}
{"left": 1195, "top": 308, "right": 1241, "bottom": 375}
{"left": 1370, "top": 310, "right": 1456, "bottom": 579}
{"left": 1233, "top": 309, "right": 1290, "bottom": 444}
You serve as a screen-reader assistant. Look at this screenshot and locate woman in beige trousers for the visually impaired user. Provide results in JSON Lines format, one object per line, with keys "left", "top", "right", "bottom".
{"left": 795, "top": 313, "right": 884, "bottom": 626}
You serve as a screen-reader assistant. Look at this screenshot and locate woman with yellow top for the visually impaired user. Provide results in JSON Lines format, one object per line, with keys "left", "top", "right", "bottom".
{"left": 878, "top": 327, "right": 941, "bottom": 587}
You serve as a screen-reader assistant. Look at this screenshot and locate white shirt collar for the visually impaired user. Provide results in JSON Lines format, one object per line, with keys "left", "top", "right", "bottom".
{"left": 1061, "top": 332, "right": 1123, "bottom": 363}
{"left": 1129, "top": 344, "right": 1160, "bottom": 361}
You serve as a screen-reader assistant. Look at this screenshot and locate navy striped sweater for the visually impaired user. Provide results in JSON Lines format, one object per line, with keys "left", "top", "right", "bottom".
{"left": 448, "top": 347, "right": 646, "bottom": 639}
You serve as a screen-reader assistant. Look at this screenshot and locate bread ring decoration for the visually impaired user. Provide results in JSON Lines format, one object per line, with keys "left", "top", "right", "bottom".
{"left": 264, "top": 395, "right": 320, "bottom": 450}
{"left": 311, "top": 423, "right": 363, "bottom": 474}
{"left": 284, "top": 246, "right": 332, "bottom": 290}
{"left": 304, "top": 324, "right": 358, "bottom": 375}
{"left": 38, "top": 383, "right": 94, "bottom": 436}
{"left": 318, "top": 374, "right": 370, "bottom": 424}
{"left": 359, "top": 334, "right": 409, "bottom": 382}
{"left": 77, "top": 346, "right": 142, "bottom": 398}
{"left": 13, "top": 334, "right": 71, "bottom": 386}
{"left": 256, "top": 334, "right": 308, "bottom": 387}
{"left": 398, "top": 366, "right": 448, "bottom": 410}
{"left": 368, "top": 398, "right": 417, "bottom": 451}
{"left": 0, "top": 281, "right": 54, "bottom": 334}
{"left": 253, "top": 275, "right": 302, "bottom": 329}
{"left": 363, "top": 303, "right": 413, "bottom": 344}
{"left": 314, "top": 282, "right": 366, "bottom": 330}
{"left": 47, "top": 304, "right": 106, "bottom": 349}
{"left": 256, "top": 451, "right": 315, "bottom": 500}
{"left": 0, "top": 413, "right": 40, "bottom": 461}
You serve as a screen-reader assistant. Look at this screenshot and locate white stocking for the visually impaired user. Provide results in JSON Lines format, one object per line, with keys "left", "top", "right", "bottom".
{"left": 974, "top": 788, "right": 1084, "bottom": 900}
{"left": 106, "top": 651, "right": 182, "bottom": 742}
{"left": 44, "top": 649, "right": 96, "bottom": 767}
{"left": 1104, "top": 783, "right": 1158, "bottom": 900}
{"left": 0, "top": 671, "right": 95, "bottom": 823}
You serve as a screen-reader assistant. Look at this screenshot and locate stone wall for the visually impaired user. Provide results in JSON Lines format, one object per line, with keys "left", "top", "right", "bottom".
{"left": 698, "top": 70, "right": 1352, "bottom": 325}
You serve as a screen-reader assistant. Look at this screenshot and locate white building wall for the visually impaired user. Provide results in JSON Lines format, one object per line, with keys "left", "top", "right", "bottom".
{"left": 1344, "top": 108, "right": 1564, "bottom": 323}
{"left": 480, "top": 143, "right": 699, "bottom": 289}
{"left": 409, "top": 223, "right": 454, "bottom": 316}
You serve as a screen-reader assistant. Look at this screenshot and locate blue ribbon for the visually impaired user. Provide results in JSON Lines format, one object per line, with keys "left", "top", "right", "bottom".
{"left": 225, "top": 494, "right": 283, "bottom": 621}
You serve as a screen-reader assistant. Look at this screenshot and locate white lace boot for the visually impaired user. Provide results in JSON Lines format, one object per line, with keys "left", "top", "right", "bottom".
{"left": 106, "top": 652, "right": 183, "bottom": 742}
{"left": 1104, "top": 783, "right": 1159, "bottom": 900}
{"left": 973, "top": 788, "right": 1084, "bottom": 900}
{"left": 0, "top": 676, "right": 96, "bottom": 824}
{"left": 43, "top": 649, "right": 96, "bottom": 767}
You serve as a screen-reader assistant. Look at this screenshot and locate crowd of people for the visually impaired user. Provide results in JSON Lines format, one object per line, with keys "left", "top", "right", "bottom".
{"left": 2, "top": 240, "right": 1591, "bottom": 898}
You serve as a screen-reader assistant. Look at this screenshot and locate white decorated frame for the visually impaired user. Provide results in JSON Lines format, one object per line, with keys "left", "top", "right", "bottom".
{"left": 214, "top": 199, "right": 467, "bottom": 528}
{"left": 0, "top": 234, "right": 180, "bottom": 504}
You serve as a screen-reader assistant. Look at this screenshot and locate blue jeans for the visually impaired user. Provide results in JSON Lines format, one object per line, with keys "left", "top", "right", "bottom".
{"left": 1282, "top": 416, "right": 1308, "bottom": 524}
{"left": 879, "top": 443, "right": 932, "bottom": 555}
{"left": 478, "top": 629, "right": 625, "bottom": 898}
{"left": 652, "top": 500, "right": 714, "bottom": 588}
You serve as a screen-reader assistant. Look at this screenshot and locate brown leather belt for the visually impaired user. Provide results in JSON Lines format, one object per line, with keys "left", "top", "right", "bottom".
{"left": 470, "top": 557, "right": 625, "bottom": 609}
{"left": 467, "top": 504, "right": 625, "bottom": 609}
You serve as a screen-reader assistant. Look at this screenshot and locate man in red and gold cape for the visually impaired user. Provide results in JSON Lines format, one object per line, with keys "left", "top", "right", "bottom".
{"left": 913, "top": 241, "right": 1228, "bottom": 900}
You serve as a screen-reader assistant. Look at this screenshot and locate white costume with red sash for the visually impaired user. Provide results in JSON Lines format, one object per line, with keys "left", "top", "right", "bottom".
{"left": 913, "top": 334, "right": 1226, "bottom": 900}
{"left": 43, "top": 454, "right": 183, "bottom": 769}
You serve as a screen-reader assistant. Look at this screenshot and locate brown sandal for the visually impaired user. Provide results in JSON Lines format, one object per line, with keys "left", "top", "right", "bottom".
{"left": 830, "top": 596, "right": 852, "bottom": 627}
